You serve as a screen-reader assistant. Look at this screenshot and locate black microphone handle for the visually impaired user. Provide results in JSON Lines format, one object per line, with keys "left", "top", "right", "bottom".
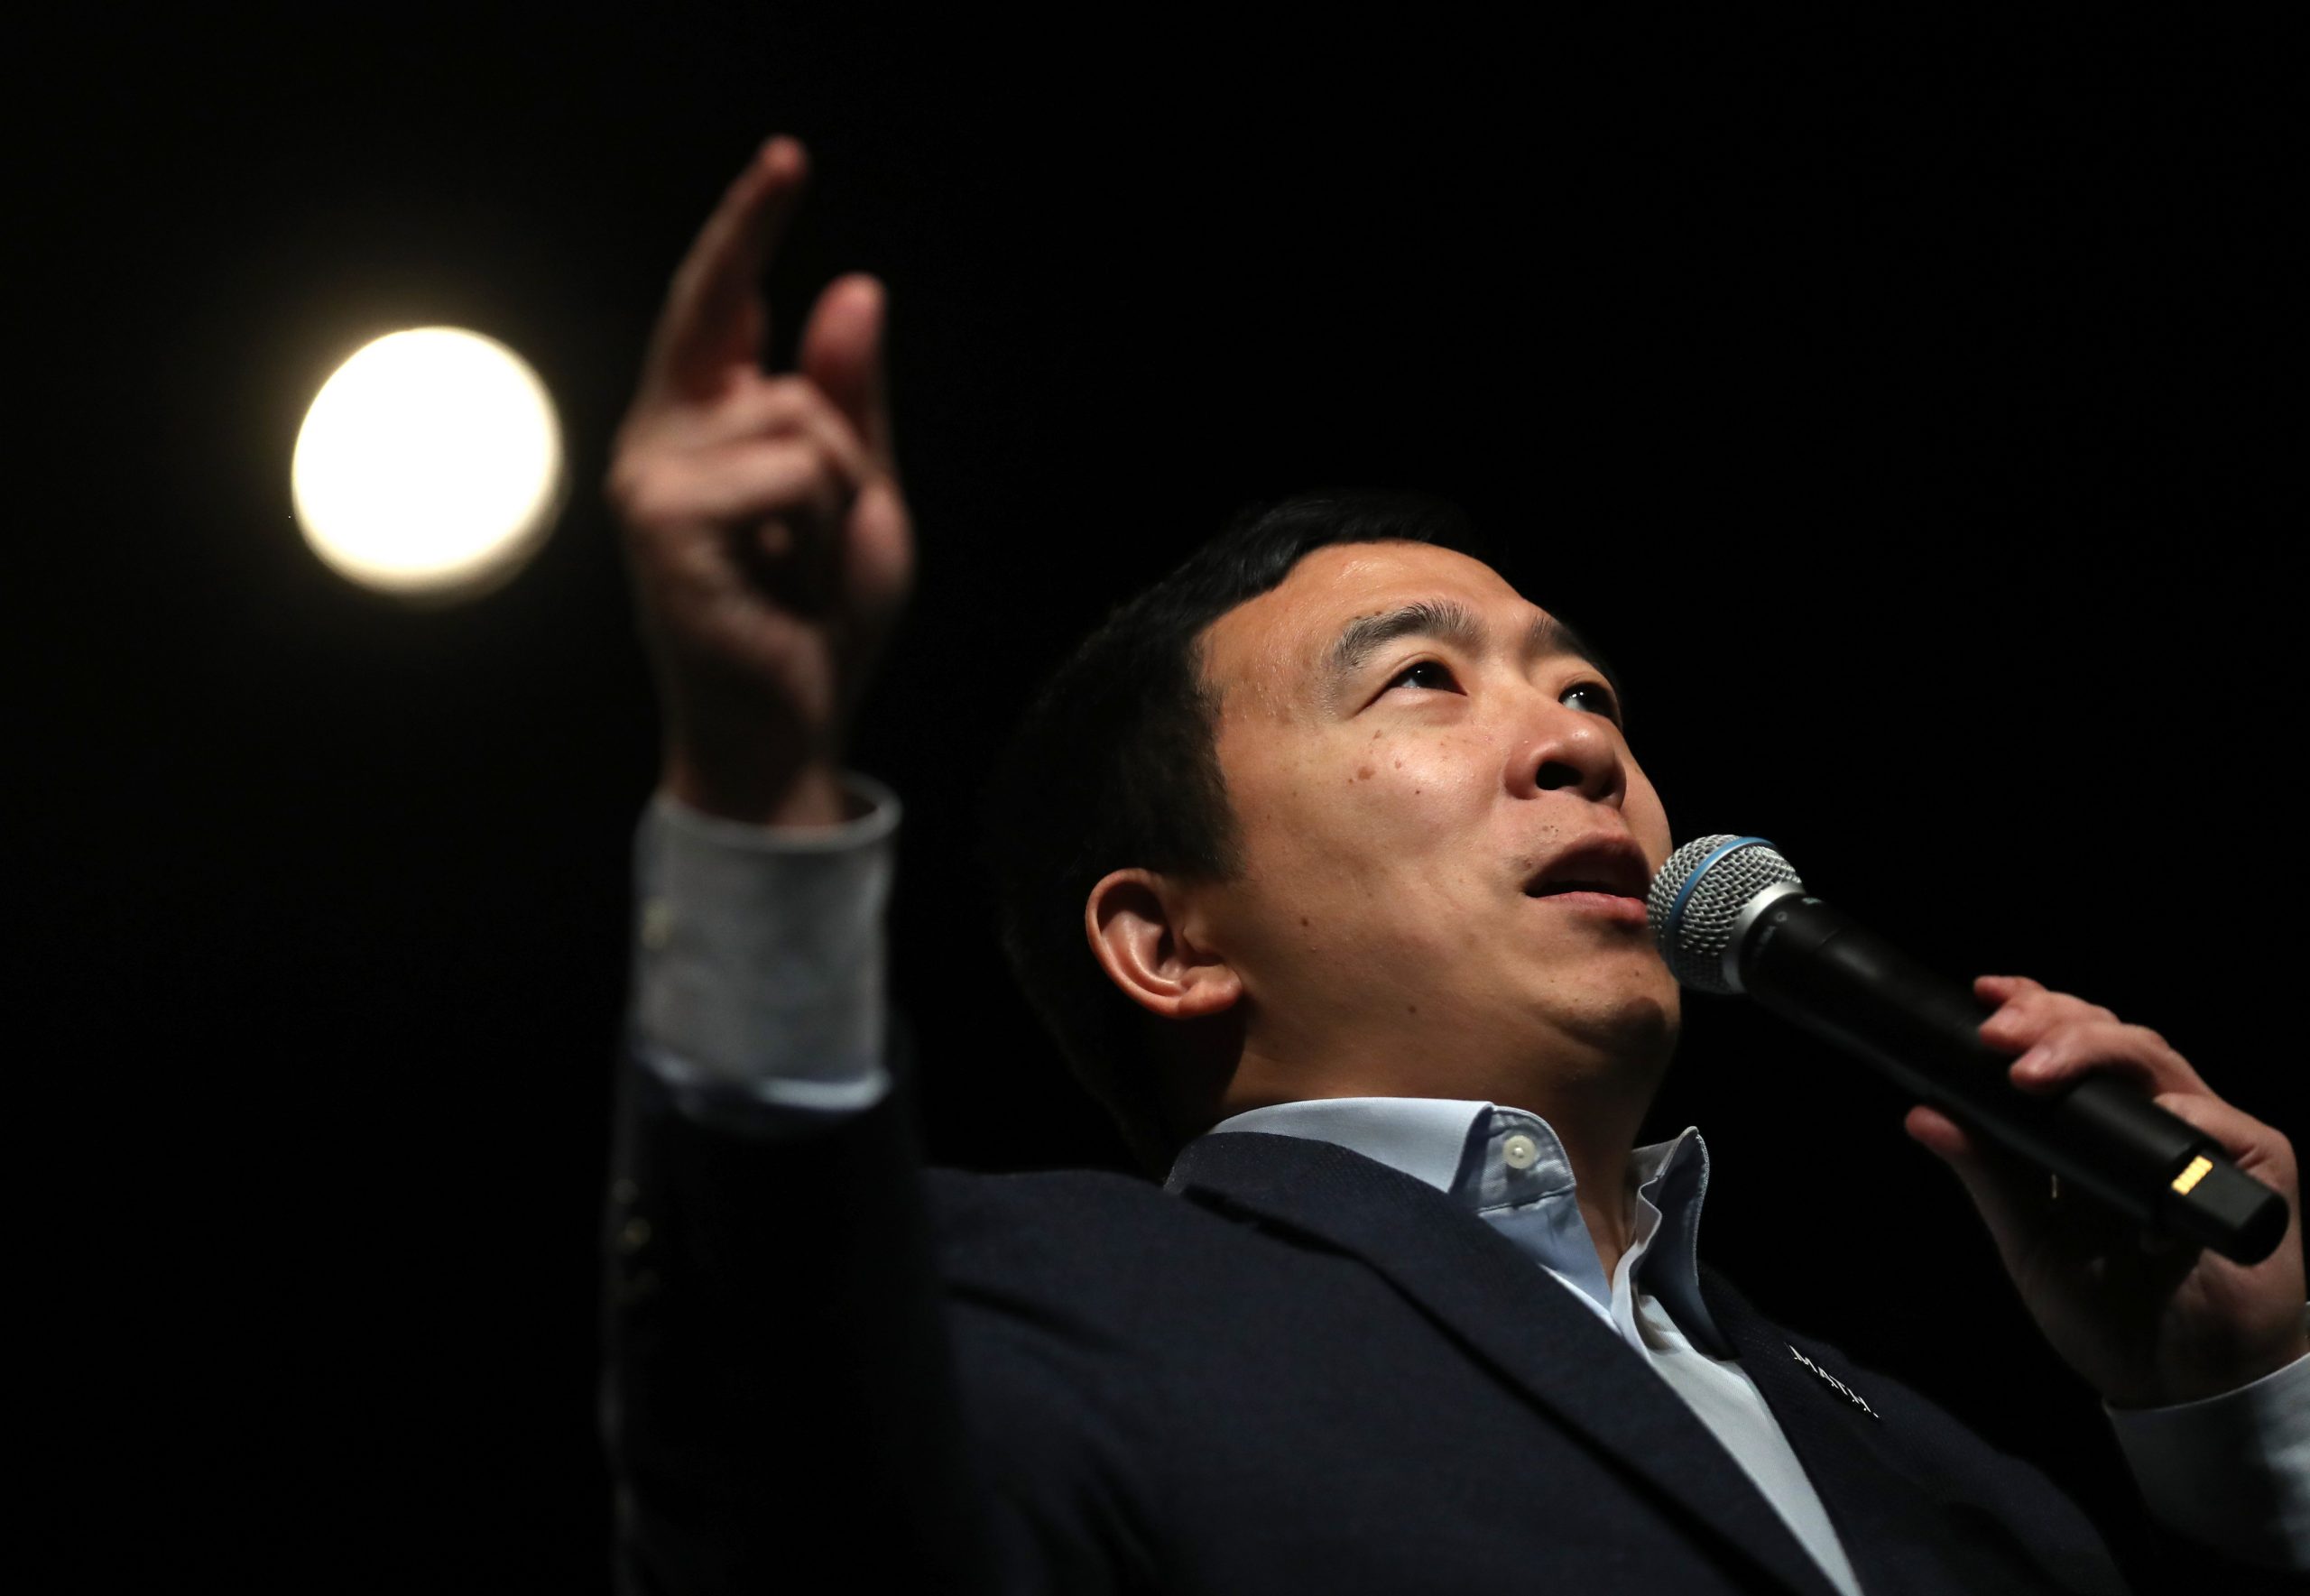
{"left": 1738, "top": 893, "right": 2287, "bottom": 1266}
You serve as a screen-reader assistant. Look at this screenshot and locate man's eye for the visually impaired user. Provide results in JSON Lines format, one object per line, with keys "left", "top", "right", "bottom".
{"left": 1565, "top": 679, "right": 1623, "bottom": 723}
{"left": 1384, "top": 660, "right": 1458, "bottom": 693}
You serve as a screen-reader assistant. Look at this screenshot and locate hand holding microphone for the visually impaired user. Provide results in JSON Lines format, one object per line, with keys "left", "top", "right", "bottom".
{"left": 1651, "top": 835, "right": 2306, "bottom": 1409}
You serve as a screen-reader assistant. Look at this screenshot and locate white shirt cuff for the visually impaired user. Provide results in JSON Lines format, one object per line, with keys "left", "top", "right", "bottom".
{"left": 631, "top": 770, "right": 901, "bottom": 1124}
{"left": 2104, "top": 1339, "right": 2310, "bottom": 1570}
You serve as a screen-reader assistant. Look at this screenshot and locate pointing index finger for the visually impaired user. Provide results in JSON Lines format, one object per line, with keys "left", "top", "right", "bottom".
{"left": 642, "top": 136, "right": 809, "bottom": 406}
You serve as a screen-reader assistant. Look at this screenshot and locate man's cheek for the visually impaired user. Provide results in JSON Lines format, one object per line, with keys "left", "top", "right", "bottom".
{"left": 1384, "top": 765, "right": 1489, "bottom": 848}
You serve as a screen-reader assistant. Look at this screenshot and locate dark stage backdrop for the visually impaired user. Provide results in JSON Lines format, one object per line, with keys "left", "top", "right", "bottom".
{"left": 33, "top": 10, "right": 2305, "bottom": 1592}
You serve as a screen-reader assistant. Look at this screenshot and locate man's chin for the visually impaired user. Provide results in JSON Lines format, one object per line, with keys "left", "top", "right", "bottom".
{"left": 1542, "top": 976, "right": 1680, "bottom": 1069}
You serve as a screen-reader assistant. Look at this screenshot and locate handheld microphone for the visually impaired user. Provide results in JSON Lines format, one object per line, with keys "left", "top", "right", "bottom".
{"left": 1648, "top": 835, "right": 2287, "bottom": 1266}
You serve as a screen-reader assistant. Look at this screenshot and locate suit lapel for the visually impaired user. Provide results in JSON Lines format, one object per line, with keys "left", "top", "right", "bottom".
{"left": 1696, "top": 1263, "right": 1975, "bottom": 1596}
{"left": 1169, "top": 1131, "right": 1845, "bottom": 1596}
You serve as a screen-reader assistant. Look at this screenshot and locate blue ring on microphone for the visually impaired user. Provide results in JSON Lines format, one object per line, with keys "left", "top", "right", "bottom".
{"left": 1665, "top": 836, "right": 1776, "bottom": 938}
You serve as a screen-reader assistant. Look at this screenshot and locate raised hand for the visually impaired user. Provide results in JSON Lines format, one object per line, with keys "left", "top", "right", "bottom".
{"left": 607, "top": 135, "right": 910, "bottom": 826}
{"left": 1905, "top": 974, "right": 2307, "bottom": 1409}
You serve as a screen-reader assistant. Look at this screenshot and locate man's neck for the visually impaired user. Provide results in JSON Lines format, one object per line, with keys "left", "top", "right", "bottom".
{"left": 1579, "top": 1166, "right": 1638, "bottom": 1285}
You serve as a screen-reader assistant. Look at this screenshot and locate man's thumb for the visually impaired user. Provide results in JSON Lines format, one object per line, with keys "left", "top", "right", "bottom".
{"left": 1908, "top": 1102, "right": 2055, "bottom": 1248}
{"left": 799, "top": 273, "right": 895, "bottom": 471}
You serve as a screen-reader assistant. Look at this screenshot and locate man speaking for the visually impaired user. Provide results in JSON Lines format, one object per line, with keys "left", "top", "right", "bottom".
{"left": 599, "top": 136, "right": 2309, "bottom": 1593}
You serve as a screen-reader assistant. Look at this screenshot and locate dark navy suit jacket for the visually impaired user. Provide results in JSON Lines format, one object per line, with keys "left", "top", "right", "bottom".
{"left": 602, "top": 1007, "right": 2303, "bottom": 1594}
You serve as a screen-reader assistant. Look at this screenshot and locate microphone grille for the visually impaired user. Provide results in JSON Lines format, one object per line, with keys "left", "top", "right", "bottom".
{"left": 1647, "top": 835, "right": 1805, "bottom": 993}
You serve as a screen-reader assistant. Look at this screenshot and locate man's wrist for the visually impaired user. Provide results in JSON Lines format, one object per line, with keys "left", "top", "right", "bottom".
{"left": 662, "top": 752, "right": 855, "bottom": 828}
{"left": 2112, "top": 1324, "right": 2310, "bottom": 1413}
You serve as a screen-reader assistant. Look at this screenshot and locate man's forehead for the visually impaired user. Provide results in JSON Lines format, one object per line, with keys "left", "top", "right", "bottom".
{"left": 1207, "top": 541, "right": 1530, "bottom": 715}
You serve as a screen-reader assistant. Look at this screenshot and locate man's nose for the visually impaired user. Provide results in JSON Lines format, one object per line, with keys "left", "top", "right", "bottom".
{"left": 1508, "top": 701, "right": 1625, "bottom": 805}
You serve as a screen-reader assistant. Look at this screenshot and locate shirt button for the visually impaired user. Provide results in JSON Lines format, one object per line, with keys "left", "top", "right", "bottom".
{"left": 641, "top": 899, "right": 674, "bottom": 951}
{"left": 1502, "top": 1133, "right": 1540, "bottom": 1170}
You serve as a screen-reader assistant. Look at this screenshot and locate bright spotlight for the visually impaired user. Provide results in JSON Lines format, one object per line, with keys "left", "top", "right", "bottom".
{"left": 291, "top": 327, "right": 565, "bottom": 601}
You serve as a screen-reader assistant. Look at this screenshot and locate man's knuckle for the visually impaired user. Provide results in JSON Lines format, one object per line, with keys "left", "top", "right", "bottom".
{"left": 605, "top": 458, "right": 648, "bottom": 516}
{"left": 805, "top": 435, "right": 859, "bottom": 497}
{"left": 618, "top": 466, "right": 695, "bottom": 530}
{"left": 763, "top": 374, "right": 815, "bottom": 411}
{"left": 787, "top": 429, "right": 827, "bottom": 474}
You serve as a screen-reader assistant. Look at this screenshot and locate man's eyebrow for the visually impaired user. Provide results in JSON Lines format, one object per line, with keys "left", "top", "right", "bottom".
{"left": 1317, "top": 597, "right": 1625, "bottom": 711}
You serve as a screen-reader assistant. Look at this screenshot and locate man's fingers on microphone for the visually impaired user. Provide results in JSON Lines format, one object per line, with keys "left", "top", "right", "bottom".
{"left": 2007, "top": 1020, "right": 2187, "bottom": 1096}
{"left": 2145, "top": 1089, "right": 2266, "bottom": 1159}
{"left": 1907, "top": 1105, "right": 2026, "bottom": 1192}
{"left": 1977, "top": 984, "right": 2123, "bottom": 1051}
{"left": 1906, "top": 1105, "right": 2047, "bottom": 1236}
{"left": 1904, "top": 1102, "right": 1970, "bottom": 1162}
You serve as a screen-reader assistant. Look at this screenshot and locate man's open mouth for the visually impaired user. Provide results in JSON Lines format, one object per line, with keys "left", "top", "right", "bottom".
{"left": 1522, "top": 834, "right": 1651, "bottom": 900}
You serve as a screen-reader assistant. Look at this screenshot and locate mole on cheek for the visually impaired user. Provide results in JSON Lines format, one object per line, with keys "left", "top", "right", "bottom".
{"left": 1357, "top": 764, "right": 1374, "bottom": 780}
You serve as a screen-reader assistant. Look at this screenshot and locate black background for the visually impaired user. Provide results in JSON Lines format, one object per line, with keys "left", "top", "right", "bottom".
{"left": 34, "top": 9, "right": 2305, "bottom": 1591}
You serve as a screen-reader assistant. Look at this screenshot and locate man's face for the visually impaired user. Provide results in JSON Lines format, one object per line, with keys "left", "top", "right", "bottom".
{"left": 1187, "top": 540, "right": 1680, "bottom": 1109}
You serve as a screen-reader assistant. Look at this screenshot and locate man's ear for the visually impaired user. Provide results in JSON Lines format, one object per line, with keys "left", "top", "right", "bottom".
{"left": 1084, "top": 868, "right": 1243, "bottom": 1021}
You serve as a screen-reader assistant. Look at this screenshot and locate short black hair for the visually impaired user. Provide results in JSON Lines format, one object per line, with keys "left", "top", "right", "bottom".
{"left": 975, "top": 488, "right": 1501, "bottom": 1178}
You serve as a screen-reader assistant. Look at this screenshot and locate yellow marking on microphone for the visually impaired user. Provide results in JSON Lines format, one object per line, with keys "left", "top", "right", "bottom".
{"left": 2170, "top": 1155, "right": 2213, "bottom": 1196}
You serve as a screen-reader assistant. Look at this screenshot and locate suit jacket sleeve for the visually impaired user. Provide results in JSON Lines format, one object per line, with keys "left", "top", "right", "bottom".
{"left": 2094, "top": 1481, "right": 2310, "bottom": 1595}
{"left": 604, "top": 1003, "right": 1007, "bottom": 1595}
{"left": 603, "top": 781, "right": 1007, "bottom": 1593}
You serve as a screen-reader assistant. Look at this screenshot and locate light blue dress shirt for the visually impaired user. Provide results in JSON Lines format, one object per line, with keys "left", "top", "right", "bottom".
{"left": 629, "top": 774, "right": 2310, "bottom": 1580}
